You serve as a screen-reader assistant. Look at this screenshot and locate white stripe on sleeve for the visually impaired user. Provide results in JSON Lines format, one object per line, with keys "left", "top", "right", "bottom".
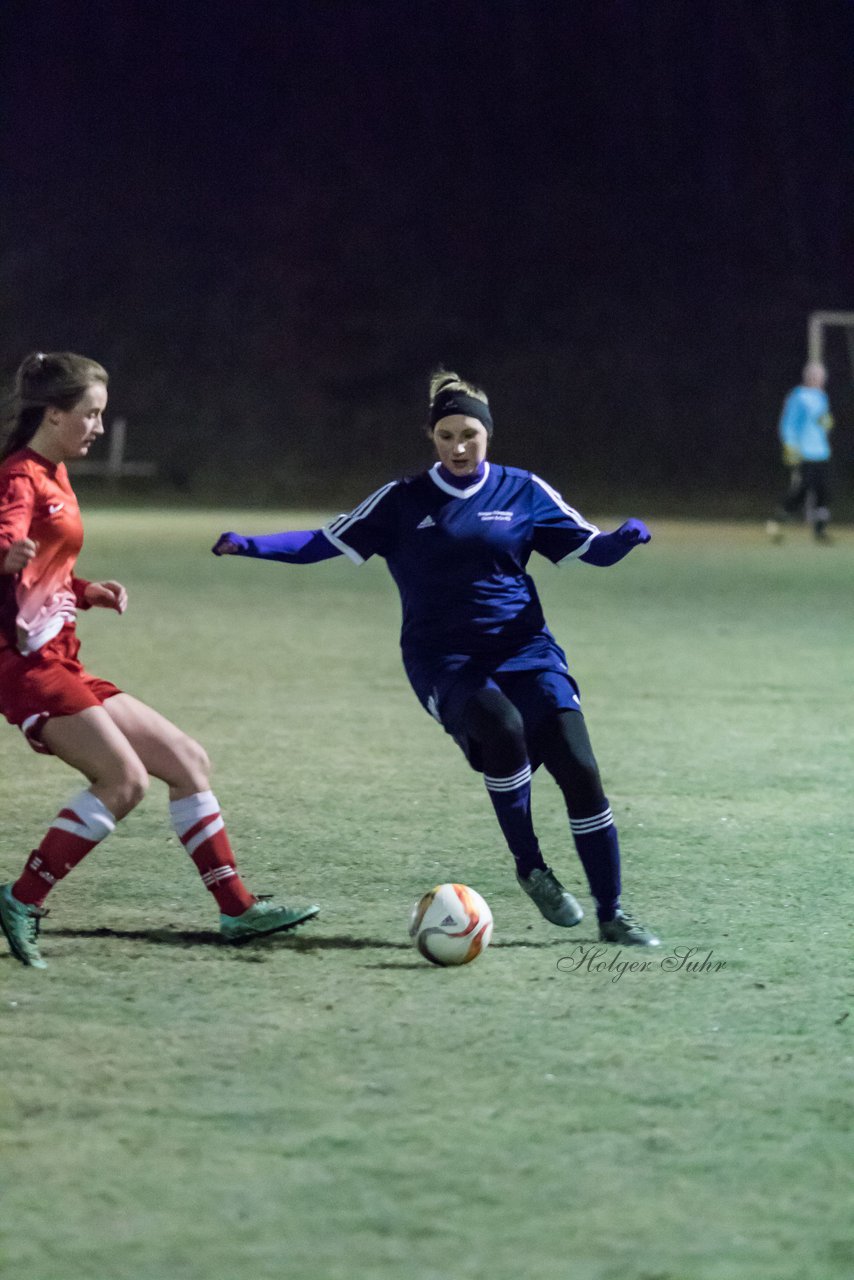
{"left": 557, "top": 531, "right": 598, "bottom": 563}
{"left": 323, "top": 480, "right": 399, "bottom": 564}
{"left": 532, "top": 474, "right": 600, "bottom": 532}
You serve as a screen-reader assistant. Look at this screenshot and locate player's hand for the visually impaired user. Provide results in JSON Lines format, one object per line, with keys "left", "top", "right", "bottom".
{"left": 820, "top": 412, "right": 835, "bottom": 432}
{"left": 615, "top": 518, "right": 651, "bottom": 545}
{"left": 1, "top": 537, "right": 38, "bottom": 574}
{"left": 212, "top": 532, "right": 249, "bottom": 556}
{"left": 85, "top": 580, "right": 128, "bottom": 614}
{"left": 782, "top": 444, "right": 801, "bottom": 466}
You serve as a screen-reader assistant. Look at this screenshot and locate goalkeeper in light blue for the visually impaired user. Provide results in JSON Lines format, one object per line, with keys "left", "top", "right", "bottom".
{"left": 768, "top": 361, "right": 834, "bottom": 542}
{"left": 214, "top": 370, "right": 660, "bottom": 946}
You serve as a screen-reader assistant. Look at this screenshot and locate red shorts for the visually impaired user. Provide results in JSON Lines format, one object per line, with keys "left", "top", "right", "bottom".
{"left": 0, "top": 625, "right": 122, "bottom": 754}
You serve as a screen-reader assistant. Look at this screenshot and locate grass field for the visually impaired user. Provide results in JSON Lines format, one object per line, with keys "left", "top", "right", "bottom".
{"left": 1, "top": 510, "right": 852, "bottom": 1280}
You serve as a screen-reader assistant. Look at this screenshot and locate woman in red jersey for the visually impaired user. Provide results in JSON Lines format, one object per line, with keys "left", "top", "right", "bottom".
{"left": 0, "top": 352, "right": 317, "bottom": 968}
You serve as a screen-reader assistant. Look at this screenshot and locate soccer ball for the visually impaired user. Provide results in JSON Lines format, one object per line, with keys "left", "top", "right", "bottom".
{"left": 408, "top": 883, "right": 494, "bottom": 966}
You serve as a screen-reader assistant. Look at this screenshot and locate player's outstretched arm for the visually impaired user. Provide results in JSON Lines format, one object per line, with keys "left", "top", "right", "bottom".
{"left": 212, "top": 528, "right": 342, "bottom": 564}
{"left": 580, "top": 519, "right": 651, "bottom": 567}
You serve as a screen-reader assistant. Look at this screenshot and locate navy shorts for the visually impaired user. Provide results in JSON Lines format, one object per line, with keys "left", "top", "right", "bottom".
{"left": 405, "top": 651, "right": 582, "bottom": 772}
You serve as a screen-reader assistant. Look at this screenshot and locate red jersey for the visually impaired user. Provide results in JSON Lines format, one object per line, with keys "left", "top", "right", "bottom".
{"left": 0, "top": 448, "right": 91, "bottom": 654}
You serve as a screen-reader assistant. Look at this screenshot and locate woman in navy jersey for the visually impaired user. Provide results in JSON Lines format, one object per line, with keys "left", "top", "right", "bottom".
{"left": 215, "top": 370, "right": 659, "bottom": 946}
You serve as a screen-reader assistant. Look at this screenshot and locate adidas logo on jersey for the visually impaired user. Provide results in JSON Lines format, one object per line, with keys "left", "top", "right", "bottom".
{"left": 416, "top": 515, "right": 436, "bottom": 529}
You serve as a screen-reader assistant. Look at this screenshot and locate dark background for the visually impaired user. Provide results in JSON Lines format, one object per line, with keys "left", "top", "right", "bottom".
{"left": 2, "top": 0, "right": 853, "bottom": 512}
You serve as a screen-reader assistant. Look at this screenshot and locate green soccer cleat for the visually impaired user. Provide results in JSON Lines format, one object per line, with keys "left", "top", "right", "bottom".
{"left": 517, "top": 866, "right": 584, "bottom": 927}
{"left": 598, "top": 909, "right": 661, "bottom": 948}
{"left": 220, "top": 898, "right": 319, "bottom": 942}
{"left": 0, "top": 883, "right": 48, "bottom": 969}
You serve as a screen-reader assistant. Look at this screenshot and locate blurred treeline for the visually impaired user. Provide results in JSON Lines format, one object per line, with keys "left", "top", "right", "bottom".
{"left": 2, "top": 0, "right": 853, "bottom": 512}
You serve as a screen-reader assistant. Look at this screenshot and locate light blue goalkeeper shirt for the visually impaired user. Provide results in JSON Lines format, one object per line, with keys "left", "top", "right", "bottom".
{"left": 778, "top": 385, "right": 832, "bottom": 461}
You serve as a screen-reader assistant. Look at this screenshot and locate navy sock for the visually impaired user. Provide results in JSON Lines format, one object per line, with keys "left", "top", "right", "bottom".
{"left": 484, "top": 763, "right": 546, "bottom": 878}
{"left": 570, "top": 802, "right": 621, "bottom": 921}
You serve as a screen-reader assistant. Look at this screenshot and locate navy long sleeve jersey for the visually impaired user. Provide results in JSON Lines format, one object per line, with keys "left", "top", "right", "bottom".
{"left": 323, "top": 462, "right": 599, "bottom": 661}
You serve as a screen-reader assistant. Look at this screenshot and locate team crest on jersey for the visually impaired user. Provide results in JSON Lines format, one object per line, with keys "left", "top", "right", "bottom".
{"left": 477, "top": 510, "right": 513, "bottom": 521}
{"left": 416, "top": 515, "right": 436, "bottom": 529}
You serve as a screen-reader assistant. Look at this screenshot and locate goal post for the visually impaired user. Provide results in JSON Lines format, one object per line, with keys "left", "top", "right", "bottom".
{"left": 806, "top": 310, "right": 854, "bottom": 367}
{"left": 71, "top": 416, "right": 156, "bottom": 478}
{"left": 802, "top": 310, "right": 854, "bottom": 527}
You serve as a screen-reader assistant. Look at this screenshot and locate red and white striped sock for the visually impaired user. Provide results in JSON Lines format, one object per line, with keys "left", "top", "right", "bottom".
{"left": 12, "top": 790, "right": 117, "bottom": 907}
{"left": 169, "top": 790, "right": 255, "bottom": 917}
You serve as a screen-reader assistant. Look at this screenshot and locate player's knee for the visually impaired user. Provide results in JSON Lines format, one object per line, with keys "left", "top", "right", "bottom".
{"left": 556, "top": 765, "right": 605, "bottom": 815}
{"left": 464, "top": 690, "right": 525, "bottom": 751}
{"left": 545, "top": 716, "right": 606, "bottom": 808}
{"left": 570, "top": 743, "right": 601, "bottom": 788}
{"left": 177, "top": 735, "right": 211, "bottom": 788}
{"left": 111, "top": 765, "right": 150, "bottom": 817}
{"left": 494, "top": 702, "right": 526, "bottom": 753}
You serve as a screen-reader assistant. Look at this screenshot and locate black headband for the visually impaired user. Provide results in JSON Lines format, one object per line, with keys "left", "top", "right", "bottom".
{"left": 429, "top": 389, "right": 494, "bottom": 435}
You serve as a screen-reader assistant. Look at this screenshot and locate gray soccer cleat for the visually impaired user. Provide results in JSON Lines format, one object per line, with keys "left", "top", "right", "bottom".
{"left": 0, "top": 883, "right": 48, "bottom": 968}
{"left": 220, "top": 898, "right": 319, "bottom": 942}
{"left": 517, "top": 866, "right": 583, "bottom": 927}
{"left": 598, "top": 909, "right": 661, "bottom": 947}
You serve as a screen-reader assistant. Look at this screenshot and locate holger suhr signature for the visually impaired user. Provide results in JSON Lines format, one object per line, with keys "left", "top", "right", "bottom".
{"left": 557, "top": 945, "right": 726, "bottom": 983}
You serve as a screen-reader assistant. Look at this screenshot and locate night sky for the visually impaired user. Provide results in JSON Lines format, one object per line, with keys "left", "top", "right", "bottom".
{"left": 2, "top": 0, "right": 853, "bottom": 508}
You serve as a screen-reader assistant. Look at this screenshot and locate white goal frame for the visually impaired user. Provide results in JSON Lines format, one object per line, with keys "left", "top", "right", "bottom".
{"left": 802, "top": 311, "right": 853, "bottom": 526}
{"left": 71, "top": 416, "right": 156, "bottom": 478}
{"left": 806, "top": 309, "right": 854, "bottom": 368}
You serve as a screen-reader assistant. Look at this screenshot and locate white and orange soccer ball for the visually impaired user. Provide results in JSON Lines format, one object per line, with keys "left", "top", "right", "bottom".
{"left": 408, "top": 882, "right": 494, "bottom": 966}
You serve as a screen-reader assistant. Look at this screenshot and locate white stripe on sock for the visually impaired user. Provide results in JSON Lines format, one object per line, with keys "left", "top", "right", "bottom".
{"left": 183, "top": 815, "right": 225, "bottom": 857}
{"left": 169, "top": 789, "right": 218, "bottom": 834}
{"left": 570, "top": 808, "right": 614, "bottom": 834}
{"left": 484, "top": 765, "right": 532, "bottom": 793}
{"left": 202, "top": 865, "right": 236, "bottom": 886}
{"left": 53, "top": 790, "right": 117, "bottom": 842}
